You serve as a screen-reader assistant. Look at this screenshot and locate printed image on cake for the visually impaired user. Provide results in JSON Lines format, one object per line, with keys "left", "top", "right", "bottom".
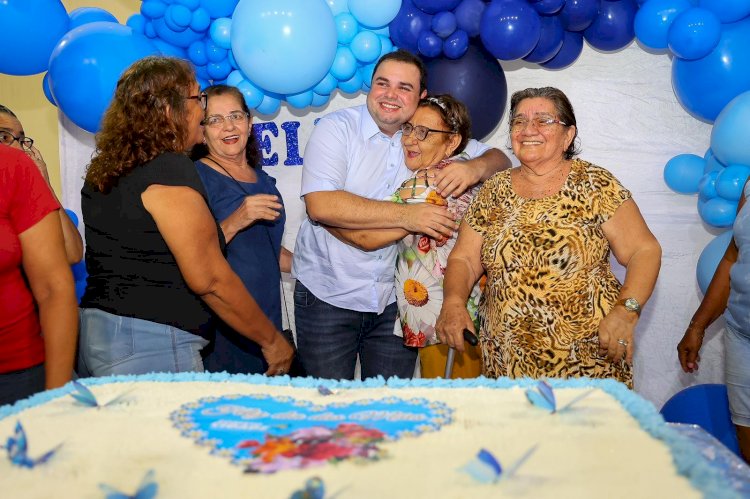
{"left": 0, "top": 374, "right": 732, "bottom": 498}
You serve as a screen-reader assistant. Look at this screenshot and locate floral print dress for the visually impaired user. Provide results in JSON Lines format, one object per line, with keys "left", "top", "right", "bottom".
{"left": 392, "top": 154, "right": 484, "bottom": 347}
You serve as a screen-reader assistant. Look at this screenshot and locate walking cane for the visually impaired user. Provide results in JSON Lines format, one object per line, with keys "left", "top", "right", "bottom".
{"left": 444, "top": 329, "right": 479, "bottom": 379}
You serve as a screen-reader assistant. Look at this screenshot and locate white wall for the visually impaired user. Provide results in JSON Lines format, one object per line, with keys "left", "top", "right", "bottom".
{"left": 60, "top": 42, "right": 723, "bottom": 408}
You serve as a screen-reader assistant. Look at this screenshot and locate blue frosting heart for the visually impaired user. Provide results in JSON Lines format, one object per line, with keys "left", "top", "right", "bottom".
{"left": 172, "top": 394, "right": 452, "bottom": 473}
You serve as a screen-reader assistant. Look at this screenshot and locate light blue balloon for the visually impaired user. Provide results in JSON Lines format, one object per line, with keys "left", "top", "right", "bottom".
{"left": 311, "top": 92, "right": 330, "bottom": 107}
{"left": 286, "top": 90, "right": 314, "bottom": 108}
{"left": 237, "top": 79, "right": 265, "bottom": 108}
{"left": 326, "top": 0, "right": 349, "bottom": 16}
{"left": 330, "top": 46, "right": 357, "bottom": 81}
{"left": 68, "top": 7, "right": 119, "bottom": 30}
{"left": 350, "top": 31, "right": 382, "bottom": 63}
{"left": 359, "top": 62, "right": 376, "bottom": 85}
{"left": 256, "top": 93, "right": 281, "bottom": 115}
{"left": 378, "top": 35, "right": 394, "bottom": 58}
{"left": 663, "top": 153, "right": 706, "bottom": 194}
{"left": 711, "top": 91, "right": 750, "bottom": 168}
{"left": 699, "top": 197, "right": 738, "bottom": 227}
{"left": 697, "top": 0, "right": 750, "bottom": 23}
{"left": 226, "top": 70, "right": 245, "bottom": 87}
{"left": 231, "top": 0, "right": 337, "bottom": 95}
{"left": 696, "top": 230, "right": 734, "bottom": 294}
{"left": 210, "top": 18, "right": 232, "bottom": 49}
{"left": 313, "top": 73, "right": 338, "bottom": 95}
{"left": 634, "top": 0, "right": 692, "bottom": 50}
{"left": 335, "top": 13, "right": 360, "bottom": 44}
{"left": 667, "top": 7, "right": 721, "bottom": 60}
{"left": 0, "top": 0, "right": 70, "bottom": 75}
{"left": 348, "top": 0, "right": 402, "bottom": 28}
{"left": 716, "top": 164, "right": 750, "bottom": 201}
{"left": 338, "top": 70, "right": 364, "bottom": 94}
{"left": 48, "top": 23, "right": 159, "bottom": 133}
{"left": 699, "top": 170, "right": 720, "bottom": 201}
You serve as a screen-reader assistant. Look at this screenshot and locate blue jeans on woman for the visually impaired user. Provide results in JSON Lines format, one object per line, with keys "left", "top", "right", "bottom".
{"left": 294, "top": 281, "right": 417, "bottom": 380}
{"left": 77, "top": 308, "right": 208, "bottom": 377}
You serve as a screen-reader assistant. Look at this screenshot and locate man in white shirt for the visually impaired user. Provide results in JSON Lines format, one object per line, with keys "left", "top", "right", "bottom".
{"left": 292, "top": 50, "right": 509, "bottom": 380}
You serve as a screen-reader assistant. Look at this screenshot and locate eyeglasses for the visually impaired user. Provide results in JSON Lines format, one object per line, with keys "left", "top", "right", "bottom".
{"left": 0, "top": 130, "right": 33, "bottom": 150}
{"left": 186, "top": 92, "right": 207, "bottom": 110}
{"left": 401, "top": 122, "right": 456, "bottom": 141}
{"left": 510, "top": 116, "right": 567, "bottom": 133}
{"left": 201, "top": 111, "right": 249, "bottom": 127}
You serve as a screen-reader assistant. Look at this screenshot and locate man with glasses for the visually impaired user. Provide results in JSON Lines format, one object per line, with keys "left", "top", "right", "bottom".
{"left": 292, "top": 50, "right": 510, "bottom": 380}
{"left": 0, "top": 104, "right": 83, "bottom": 264}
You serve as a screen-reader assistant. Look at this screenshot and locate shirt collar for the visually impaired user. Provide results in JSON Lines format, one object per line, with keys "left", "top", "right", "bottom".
{"left": 360, "top": 105, "right": 402, "bottom": 142}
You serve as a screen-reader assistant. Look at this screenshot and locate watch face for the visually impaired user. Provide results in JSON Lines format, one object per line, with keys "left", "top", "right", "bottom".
{"left": 624, "top": 298, "right": 640, "bottom": 311}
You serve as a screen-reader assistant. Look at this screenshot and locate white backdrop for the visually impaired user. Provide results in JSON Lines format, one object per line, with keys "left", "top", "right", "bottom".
{"left": 59, "top": 42, "right": 724, "bottom": 408}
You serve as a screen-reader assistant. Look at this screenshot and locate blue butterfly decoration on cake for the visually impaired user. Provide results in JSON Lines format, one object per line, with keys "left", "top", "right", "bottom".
{"left": 99, "top": 469, "right": 158, "bottom": 499}
{"left": 525, "top": 380, "right": 593, "bottom": 414}
{"left": 461, "top": 446, "right": 538, "bottom": 483}
{"left": 69, "top": 380, "right": 131, "bottom": 408}
{"left": 1, "top": 421, "right": 61, "bottom": 468}
{"left": 289, "top": 477, "right": 348, "bottom": 499}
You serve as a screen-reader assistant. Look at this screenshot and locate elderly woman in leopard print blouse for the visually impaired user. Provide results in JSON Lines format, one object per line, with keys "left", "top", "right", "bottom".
{"left": 435, "top": 87, "right": 662, "bottom": 387}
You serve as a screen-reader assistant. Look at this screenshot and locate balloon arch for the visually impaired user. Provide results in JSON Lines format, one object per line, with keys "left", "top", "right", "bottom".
{"left": 2, "top": 0, "right": 750, "bottom": 288}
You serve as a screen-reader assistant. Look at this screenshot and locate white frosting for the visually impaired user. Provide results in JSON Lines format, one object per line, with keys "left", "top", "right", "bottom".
{"left": 0, "top": 381, "right": 699, "bottom": 498}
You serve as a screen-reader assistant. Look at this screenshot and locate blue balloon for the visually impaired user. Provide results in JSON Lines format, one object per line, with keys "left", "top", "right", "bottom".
{"left": 188, "top": 40, "right": 208, "bottom": 65}
{"left": 711, "top": 91, "right": 750, "bottom": 167}
{"left": 226, "top": 70, "right": 244, "bottom": 87}
{"left": 210, "top": 18, "right": 232, "bottom": 49}
{"left": 0, "top": 0, "right": 70, "bottom": 75}
{"left": 71, "top": 260, "right": 88, "bottom": 284}
{"left": 231, "top": 0, "right": 337, "bottom": 95}
{"left": 533, "top": 0, "right": 566, "bottom": 15}
{"left": 432, "top": 11, "right": 457, "bottom": 38}
{"left": 349, "top": 0, "right": 402, "bottom": 28}
{"left": 286, "top": 90, "right": 314, "bottom": 108}
{"left": 634, "top": 0, "right": 692, "bottom": 50}
{"left": 696, "top": 230, "right": 734, "bottom": 294}
{"left": 480, "top": 0, "right": 541, "bottom": 60}
{"left": 165, "top": 4, "right": 193, "bottom": 31}
{"left": 190, "top": 8, "right": 211, "bottom": 32}
{"left": 153, "top": 17, "right": 204, "bottom": 48}
{"left": 68, "top": 7, "right": 119, "bottom": 30}
{"left": 311, "top": 92, "right": 330, "bottom": 107}
{"left": 325, "top": 0, "right": 349, "bottom": 16}
{"left": 667, "top": 7, "right": 721, "bottom": 60}
{"left": 541, "top": 30, "right": 584, "bottom": 70}
{"left": 663, "top": 153, "right": 706, "bottom": 194}
{"left": 153, "top": 39, "right": 188, "bottom": 59}
{"left": 237, "top": 79, "right": 265, "bottom": 108}
{"left": 42, "top": 73, "right": 56, "bottom": 107}
{"left": 559, "top": 0, "right": 599, "bottom": 32}
{"left": 206, "top": 40, "right": 227, "bottom": 63}
{"left": 418, "top": 30, "right": 443, "bottom": 58}
{"left": 425, "top": 41, "right": 507, "bottom": 140}
{"left": 48, "top": 23, "right": 159, "bottom": 133}
{"left": 127, "top": 14, "right": 148, "bottom": 34}
{"left": 200, "top": 0, "right": 239, "bottom": 18}
{"left": 64, "top": 209, "right": 80, "bottom": 228}
{"left": 716, "top": 164, "right": 750, "bottom": 201}
{"left": 524, "top": 14, "right": 565, "bottom": 64}
{"left": 256, "top": 93, "right": 281, "bottom": 115}
{"left": 359, "top": 63, "right": 377, "bottom": 86}
{"left": 443, "top": 29, "right": 469, "bottom": 59}
{"left": 704, "top": 154, "right": 725, "bottom": 174}
{"left": 330, "top": 46, "right": 358, "bottom": 81}
{"left": 584, "top": 0, "right": 638, "bottom": 52}
{"left": 454, "top": 0, "right": 485, "bottom": 37}
{"left": 389, "top": 0, "right": 433, "bottom": 53}
{"left": 142, "top": 0, "right": 168, "bottom": 20}
{"left": 350, "top": 31, "right": 382, "bottom": 63}
{"left": 699, "top": 170, "right": 719, "bottom": 200}
{"left": 313, "top": 73, "right": 338, "bottom": 95}
{"left": 336, "top": 13, "right": 360, "bottom": 45}
{"left": 697, "top": 0, "right": 750, "bottom": 23}
{"left": 413, "top": 0, "right": 462, "bottom": 14}
{"left": 672, "top": 16, "right": 750, "bottom": 122}
{"left": 207, "top": 59, "right": 232, "bottom": 80}
{"left": 338, "top": 71, "right": 364, "bottom": 94}
{"left": 699, "top": 197, "right": 738, "bottom": 227}
{"left": 379, "top": 35, "right": 395, "bottom": 58}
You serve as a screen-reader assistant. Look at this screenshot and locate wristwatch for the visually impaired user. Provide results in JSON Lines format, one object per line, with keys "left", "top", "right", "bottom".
{"left": 617, "top": 297, "right": 641, "bottom": 316}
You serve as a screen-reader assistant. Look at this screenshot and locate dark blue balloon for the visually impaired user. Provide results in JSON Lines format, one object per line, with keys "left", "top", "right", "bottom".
{"left": 443, "top": 29, "right": 469, "bottom": 59}
{"left": 413, "top": 0, "right": 462, "bottom": 14}
{"left": 425, "top": 41, "right": 507, "bottom": 140}
{"left": 559, "top": 0, "right": 600, "bottom": 32}
{"left": 672, "top": 16, "right": 750, "bottom": 122}
{"left": 432, "top": 11, "right": 457, "bottom": 38}
{"left": 390, "top": 0, "right": 434, "bottom": 53}
{"left": 584, "top": 0, "right": 638, "bottom": 52}
{"left": 480, "top": 0, "right": 542, "bottom": 60}
{"left": 524, "top": 15, "right": 565, "bottom": 64}
{"left": 541, "top": 30, "right": 584, "bottom": 69}
{"left": 533, "top": 0, "right": 566, "bottom": 15}
{"left": 454, "top": 0, "right": 486, "bottom": 37}
{"left": 418, "top": 30, "right": 443, "bottom": 58}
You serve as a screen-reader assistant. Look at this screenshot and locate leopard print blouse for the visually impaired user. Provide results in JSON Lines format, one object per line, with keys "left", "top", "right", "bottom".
{"left": 464, "top": 158, "right": 633, "bottom": 386}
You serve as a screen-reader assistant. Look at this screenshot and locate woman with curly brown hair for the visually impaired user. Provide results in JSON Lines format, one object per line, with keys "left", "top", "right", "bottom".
{"left": 78, "top": 56, "right": 293, "bottom": 378}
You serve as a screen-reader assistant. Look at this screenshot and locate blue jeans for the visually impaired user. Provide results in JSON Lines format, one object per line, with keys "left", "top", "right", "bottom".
{"left": 294, "top": 281, "right": 417, "bottom": 380}
{"left": 77, "top": 308, "right": 208, "bottom": 377}
{"left": 0, "top": 363, "right": 45, "bottom": 406}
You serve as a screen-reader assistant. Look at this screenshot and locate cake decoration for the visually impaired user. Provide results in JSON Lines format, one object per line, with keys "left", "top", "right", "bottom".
{"left": 2, "top": 421, "right": 60, "bottom": 468}
{"left": 99, "top": 469, "right": 158, "bottom": 499}
{"left": 70, "top": 380, "right": 131, "bottom": 408}
{"left": 171, "top": 394, "right": 452, "bottom": 473}
{"left": 461, "top": 445, "right": 538, "bottom": 484}
{"left": 525, "top": 380, "right": 594, "bottom": 413}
